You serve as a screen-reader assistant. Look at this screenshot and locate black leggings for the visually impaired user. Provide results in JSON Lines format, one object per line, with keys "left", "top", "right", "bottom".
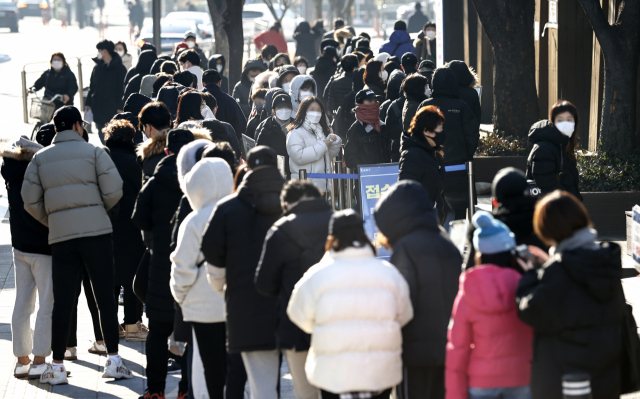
{"left": 193, "top": 322, "right": 226, "bottom": 399}
{"left": 146, "top": 318, "right": 188, "bottom": 394}
{"left": 226, "top": 352, "right": 248, "bottom": 399}
{"left": 51, "top": 234, "right": 119, "bottom": 361}
{"left": 133, "top": 249, "right": 150, "bottom": 304}
{"left": 119, "top": 284, "right": 143, "bottom": 325}
{"left": 67, "top": 267, "right": 103, "bottom": 347}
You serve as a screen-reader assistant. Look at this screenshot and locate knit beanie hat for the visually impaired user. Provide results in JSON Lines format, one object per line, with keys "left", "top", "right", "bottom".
{"left": 472, "top": 211, "right": 516, "bottom": 254}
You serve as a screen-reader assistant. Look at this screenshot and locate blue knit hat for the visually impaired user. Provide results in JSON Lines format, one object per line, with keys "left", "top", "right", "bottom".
{"left": 472, "top": 211, "right": 516, "bottom": 254}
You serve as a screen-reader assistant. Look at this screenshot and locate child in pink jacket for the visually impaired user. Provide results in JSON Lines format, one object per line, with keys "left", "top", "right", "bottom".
{"left": 446, "top": 211, "right": 533, "bottom": 399}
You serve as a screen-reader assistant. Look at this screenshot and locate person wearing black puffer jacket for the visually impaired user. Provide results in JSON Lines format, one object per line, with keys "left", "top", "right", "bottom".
{"left": 256, "top": 92, "right": 294, "bottom": 179}
{"left": 401, "top": 73, "right": 429, "bottom": 133}
{"left": 203, "top": 146, "right": 285, "bottom": 398}
{"left": 344, "top": 89, "right": 390, "bottom": 168}
{"left": 116, "top": 93, "right": 152, "bottom": 145}
{"left": 132, "top": 129, "right": 194, "bottom": 399}
{"left": 255, "top": 180, "right": 331, "bottom": 399}
{"left": 137, "top": 102, "right": 172, "bottom": 180}
{"left": 373, "top": 180, "right": 461, "bottom": 399}
{"left": 233, "top": 59, "right": 267, "bottom": 117}
{"left": 516, "top": 191, "right": 623, "bottom": 399}
{"left": 102, "top": 120, "right": 147, "bottom": 342}
{"left": 310, "top": 46, "right": 338, "bottom": 103}
{"left": 526, "top": 100, "right": 582, "bottom": 201}
{"left": 30, "top": 52, "right": 78, "bottom": 110}
{"left": 123, "top": 50, "right": 157, "bottom": 103}
{"left": 447, "top": 60, "right": 481, "bottom": 123}
{"left": 252, "top": 88, "right": 284, "bottom": 138}
{"left": 326, "top": 54, "right": 358, "bottom": 117}
{"left": 399, "top": 105, "right": 446, "bottom": 224}
{"left": 419, "top": 67, "right": 479, "bottom": 220}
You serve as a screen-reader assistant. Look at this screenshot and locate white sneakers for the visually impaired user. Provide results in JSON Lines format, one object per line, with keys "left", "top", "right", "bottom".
{"left": 102, "top": 358, "right": 133, "bottom": 380}
{"left": 64, "top": 347, "right": 77, "bottom": 360}
{"left": 14, "top": 362, "right": 49, "bottom": 379}
{"left": 13, "top": 362, "right": 29, "bottom": 378}
{"left": 39, "top": 364, "right": 69, "bottom": 385}
{"left": 28, "top": 363, "right": 48, "bottom": 379}
{"left": 88, "top": 341, "right": 107, "bottom": 355}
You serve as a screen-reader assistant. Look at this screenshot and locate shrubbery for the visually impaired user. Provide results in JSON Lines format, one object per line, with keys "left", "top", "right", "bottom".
{"left": 475, "top": 131, "right": 530, "bottom": 156}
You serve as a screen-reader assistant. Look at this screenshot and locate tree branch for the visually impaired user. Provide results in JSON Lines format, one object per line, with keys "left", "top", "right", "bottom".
{"left": 262, "top": 0, "right": 281, "bottom": 23}
{"left": 340, "top": 0, "right": 354, "bottom": 17}
{"left": 577, "top": 0, "right": 616, "bottom": 53}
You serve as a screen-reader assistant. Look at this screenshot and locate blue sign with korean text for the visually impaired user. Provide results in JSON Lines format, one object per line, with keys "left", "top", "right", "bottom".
{"left": 358, "top": 163, "right": 400, "bottom": 260}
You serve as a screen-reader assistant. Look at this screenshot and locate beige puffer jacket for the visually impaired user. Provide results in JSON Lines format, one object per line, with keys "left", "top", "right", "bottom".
{"left": 21, "top": 130, "right": 123, "bottom": 244}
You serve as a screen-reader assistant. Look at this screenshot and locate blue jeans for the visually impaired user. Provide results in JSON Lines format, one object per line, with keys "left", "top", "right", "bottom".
{"left": 469, "top": 386, "right": 532, "bottom": 399}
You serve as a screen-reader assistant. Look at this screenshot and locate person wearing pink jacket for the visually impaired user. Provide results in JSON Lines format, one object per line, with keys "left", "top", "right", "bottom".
{"left": 446, "top": 211, "right": 533, "bottom": 399}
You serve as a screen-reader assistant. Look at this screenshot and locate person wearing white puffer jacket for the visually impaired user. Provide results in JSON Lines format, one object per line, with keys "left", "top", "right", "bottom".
{"left": 287, "top": 209, "right": 413, "bottom": 398}
{"left": 287, "top": 96, "right": 341, "bottom": 193}
{"left": 170, "top": 157, "right": 234, "bottom": 399}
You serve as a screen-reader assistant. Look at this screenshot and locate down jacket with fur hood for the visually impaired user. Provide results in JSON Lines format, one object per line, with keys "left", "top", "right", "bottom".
{"left": 170, "top": 158, "right": 233, "bottom": 323}
{"left": 2, "top": 137, "right": 50, "bottom": 255}
{"left": 22, "top": 130, "right": 123, "bottom": 244}
{"left": 137, "top": 131, "right": 169, "bottom": 180}
{"left": 287, "top": 246, "right": 413, "bottom": 393}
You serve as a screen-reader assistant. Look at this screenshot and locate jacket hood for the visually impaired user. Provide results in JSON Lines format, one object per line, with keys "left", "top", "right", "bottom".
{"left": 290, "top": 75, "right": 317, "bottom": 112}
{"left": 0, "top": 136, "right": 43, "bottom": 162}
{"left": 123, "top": 93, "right": 152, "bottom": 115}
{"left": 253, "top": 71, "right": 277, "bottom": 94}
{"left": 373, "top": 180, "right": 439, "bottom": 244}
{"left": 237, "top": 167, "right": 285, "bottom": 215}
{"left": 559, "top": 240, "right": 622, "bottom": 303}
{"left": 242, "top": 58, "right": 267, "bottom": 78}
{"left": 447, "top": 60, "right": 479, "bottom": 88}
{"left": 135, "top": 50, "right": 158, "bottom": 76}
{"left": 209, "top": 54, "right": 226, "bottom": 72}
{"left": 150, "top": 58, "right": 164, "bottom": 75}
{"left": 528, "top": 119, "right": 565, "bottom": 147}
{"left": 461, "top": 265, "right": 521, "bottom": 313}
{"left": 388, "top": 30, "right": 412, "bottom": 45}
{"left": 185, "top": 158, "right": 234, "bottom": 210}
{"left": 153, "top": 153, "right": 180, "bottom": 190}
{"left": 431, "top": 67, "right": 460, "bottom": 98}
{"left": 112, "top": 111, "right": 139, "bottom": 129}
{"left": 314, "top": 57, "right": 337, "bottom": 74}
{"left": 177, "top": 138, "right": 214, "bottom": 192}
{"left": 264, "top": 88, "right": 284, "bottom": 116}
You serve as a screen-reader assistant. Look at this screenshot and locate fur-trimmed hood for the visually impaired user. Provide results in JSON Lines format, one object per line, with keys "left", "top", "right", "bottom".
{"left": 137, "top": 129, "right": 211, "bottom": 160}
{"left": 1, "top": 136, "right": 43, "bottom": 162}
{"left": 334, "top": 28, "right": 354, "bottom": 43}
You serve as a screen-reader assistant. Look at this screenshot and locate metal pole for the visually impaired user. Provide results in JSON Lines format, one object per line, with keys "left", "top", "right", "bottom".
{"left": 345, "top": 167, "right": 353, "bottom": 210}
{"left": 152, "top": 0, "right": 161, "bottom": 54}
{"left": 21, "top": 70, "right": 28, "bottom": 124}
{"left": 77, "top": 57, "right": 84, "bottom": 111}
{"left": 467, "top": 161, "right": 474, "bottom": 220}
{"left": 299, "top": 169, "right": 307, "bottom": 180}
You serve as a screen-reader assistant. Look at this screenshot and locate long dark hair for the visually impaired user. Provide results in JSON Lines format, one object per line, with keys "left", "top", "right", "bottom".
{"left": 175, "top": 91, "right": 204, "bottom": 126}
{"left": 288, "top": 96, "right": 330, "bottom": 137}
{"left": 550, "top": 100, "right": 579, "bottom": 161}
{"left": 363, "top": 60, "right": 383, "bottom": 85}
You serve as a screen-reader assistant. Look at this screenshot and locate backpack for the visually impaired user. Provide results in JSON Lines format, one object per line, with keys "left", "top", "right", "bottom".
{"left": 279, "top": 219, "right": 326, "bottom": 275}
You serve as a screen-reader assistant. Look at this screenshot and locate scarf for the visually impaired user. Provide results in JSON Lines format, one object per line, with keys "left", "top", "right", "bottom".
{"left": 355, "top": 102, "right": 381, "bottom": 132}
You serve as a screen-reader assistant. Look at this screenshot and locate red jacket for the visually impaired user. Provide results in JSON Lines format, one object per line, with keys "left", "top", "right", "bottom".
{"left": 254, "top": 30, "right": 288, "bottom": 54}
{"left": 446, "top": 265, "right": 533, "bottom": 399}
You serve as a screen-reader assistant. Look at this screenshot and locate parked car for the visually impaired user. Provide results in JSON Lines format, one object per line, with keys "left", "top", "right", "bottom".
{"left": 0, "top": 0, "right": 19, "bottom": 31}
{"left": 137, "top": 20, "right": 212, "bottom": 55}
{"left": 242, "top": 3, "right": 302, "bottom": 41}
{"left": 165, "top": 11, "right": 214, "bottom": 39}
{"left": 16, "top": 0, "right": 49, "bottom": 18}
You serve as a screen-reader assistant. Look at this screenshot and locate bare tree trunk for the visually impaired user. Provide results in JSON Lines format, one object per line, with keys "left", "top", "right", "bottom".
{"left": 207, "top": 0, "right": 229, "bottom": 62}
{"left": 471, "top": 0, "right": 539, "bottom": 139}
{"left": 223, "top": 0, "right": 246, "bottom": 91}
{"left": 314, "top": 0, "right": 322, "bottom": 21}
{"left": 577, "top": 0, "right": 640, "bottom": 155}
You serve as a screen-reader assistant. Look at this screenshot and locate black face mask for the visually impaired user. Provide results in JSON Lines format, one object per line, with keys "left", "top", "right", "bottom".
{"left": 430, "top": 130, "right": 445, "bottom": 147}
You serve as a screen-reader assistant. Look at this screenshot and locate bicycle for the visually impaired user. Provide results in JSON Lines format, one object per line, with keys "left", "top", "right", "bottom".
{"left": 28, "top": 88, "right": 62, "bottom": 140}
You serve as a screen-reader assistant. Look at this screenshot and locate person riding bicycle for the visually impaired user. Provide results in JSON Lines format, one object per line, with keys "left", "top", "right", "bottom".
{"left": 30, "top": 52, "right": 78, "bottom": 111}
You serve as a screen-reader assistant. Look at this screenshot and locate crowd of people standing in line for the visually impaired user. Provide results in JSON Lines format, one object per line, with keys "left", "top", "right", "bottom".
{"left": 6, "top": 4, "right": 621, "bottom": 399}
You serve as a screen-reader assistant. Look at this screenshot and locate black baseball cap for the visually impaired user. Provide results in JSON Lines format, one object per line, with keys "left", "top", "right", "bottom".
{"left": 53, "top": 106, "right": 88, "bottom": 132}
{"left": 272, "top": 92, "right": 292, "bottom": 110}
{"left": 166, "top": 128, "right": 194, "bottom": 154}
{"left": 419, "top": 60, "right": 436, "bottom": 70}
{"left": 247, "top": 145, "right": 277, "bottom": 169}
{"left": 321, "top": 39, "right": 339, "bottom": 50}
{"left": 492, "top": 167, "right": 528, "bottom": 201}
{"left": 329, "top": 209, "right": 364, "bottom": 235}
{"left": 355, "top": 89, "right": 377, "bottom": 104}
{"left": 401, "top": 52, "right": 419, "bottom": 68}
{"left": 36, "top": 122, "right": 56, "bottom": 147}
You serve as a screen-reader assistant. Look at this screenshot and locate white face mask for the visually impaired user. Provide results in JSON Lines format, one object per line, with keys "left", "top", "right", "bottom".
{"left": 116, "top": 50, "right": 125, "bottom": 57}
{"left": 52, "top": 61, "right": 63, "bottom": 70}
{"left": 186, "top": 40, "right": 195, "bottom": 49}
{"left": 249, "top": 76, "right": 256, "bottom": 82}
{"left": 201, "top": 105, "right": 215, "bottom": 120}
{"left": 379, "top": 70, "right": 388, "bottom": 81}
{"left": 426, "top": 30, "right": 436, "bottom": 40}
{"left": 275, "top": 108, "right": 291, "bottom": 121}
{"left": 299, "top": 90, "right": 313, "bottom": 101}
{"left": 97, "top": 51, "right": 103, "bottom": 60}
{"left": 216, "top": 64, "right": 223, "bottom": 73}
{"left": 297, "top": 66, "right": 307, "bottom": 75}
{"left": 555, "top": 121, "right": 575, "bottom": 137}
{"left": 425, "top": 86, "right": 431, "bottom": 97}
{"left": 282, "top": 82, "right": 291, "bottom": 92}
{"left": 306, "top": 111, "right": 322, "bottom": 124}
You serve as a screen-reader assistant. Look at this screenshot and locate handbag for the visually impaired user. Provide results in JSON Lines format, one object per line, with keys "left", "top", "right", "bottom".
{"left": 620, "top": 302, "right": 640, "bottom": 394}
